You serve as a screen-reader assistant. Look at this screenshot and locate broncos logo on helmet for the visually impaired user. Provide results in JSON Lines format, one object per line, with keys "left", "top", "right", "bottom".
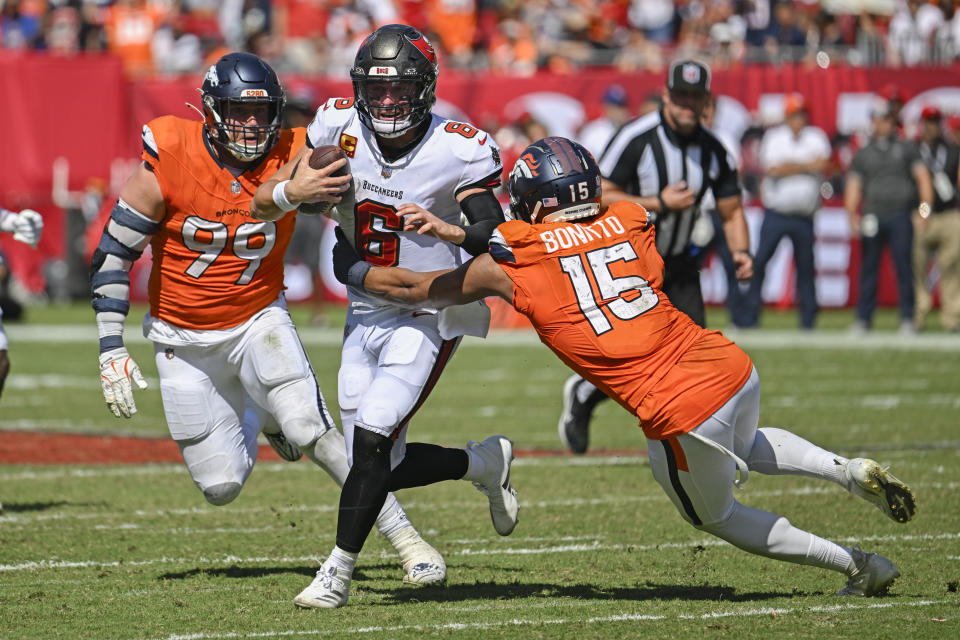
{"left": 508, "top": 137, "right": 602, "bottom": 224}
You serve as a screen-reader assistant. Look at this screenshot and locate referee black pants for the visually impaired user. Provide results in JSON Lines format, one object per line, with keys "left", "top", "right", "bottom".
{"left": 662, "top": 254, "right": 707, "bottom": 329}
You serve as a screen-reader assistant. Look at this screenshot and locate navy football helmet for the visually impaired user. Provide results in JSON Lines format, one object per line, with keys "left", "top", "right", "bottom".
{"left": 350, "top": 24, "right": 438, "bottom": 138}
{"left": 199, "top": 52, "right": 285, "bottom": 162}
{"left": 508, "top": 137, "right": 602, "bottom": 224}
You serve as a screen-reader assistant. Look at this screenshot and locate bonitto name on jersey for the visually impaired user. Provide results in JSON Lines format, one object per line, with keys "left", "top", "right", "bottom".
{"left": 539, "top": 215, "right": 627, "bottom": 253}
{"left": 360, "top": 179, "right": 403, "bottom": 200}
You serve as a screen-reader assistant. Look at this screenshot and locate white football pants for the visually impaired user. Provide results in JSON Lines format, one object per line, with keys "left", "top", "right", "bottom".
{"left": 647, "top": 367, "right": 855, "bottom": 575}
{"left": 338, "top": 307, "right": 459, "bottom": 469}
{"left": 154, "top": 305, "right": 335, "bottom": 503}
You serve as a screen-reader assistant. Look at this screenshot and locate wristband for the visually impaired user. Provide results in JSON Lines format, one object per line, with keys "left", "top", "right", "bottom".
{"left": 657, "top": 193, "right": 669, "bottom": 214}
{"left": 272, "top": 180, "right": 297, "bottom": 212}
{"left": 346, "top": 261, "right": 372, "bottom": 291}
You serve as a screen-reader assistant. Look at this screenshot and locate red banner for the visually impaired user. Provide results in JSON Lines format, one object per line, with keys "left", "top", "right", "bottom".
{"left": 2, "top": 53, "right": 959, "bottom": 306}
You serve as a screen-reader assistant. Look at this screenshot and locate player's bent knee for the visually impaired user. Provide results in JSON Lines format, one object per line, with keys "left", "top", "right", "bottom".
{"left": 356, "top": 403, "right": 403, "bottom": 435}
{"left": 351, "top": 426, "right": 392, "bottom": 472}
{"left": 282, "top": 417, "right": 323, "bottom": 449}
{"left": 202, "top": 482, "right": 242, "bottom": 506}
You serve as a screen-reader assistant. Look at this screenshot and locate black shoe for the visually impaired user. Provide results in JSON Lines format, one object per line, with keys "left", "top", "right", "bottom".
{"left": 264, "top": 430, "right": 303, "bottom": 462}
{"left": 558, "top": 375, "right": 593, "bottom": 454}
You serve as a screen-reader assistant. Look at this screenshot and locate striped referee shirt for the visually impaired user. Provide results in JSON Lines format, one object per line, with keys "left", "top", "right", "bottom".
{"left": 599, "top": 109, "right": 741, "bottom": 257}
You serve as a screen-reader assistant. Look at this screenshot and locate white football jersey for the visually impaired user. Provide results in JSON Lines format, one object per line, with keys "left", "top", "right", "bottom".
{"left": 307, "top": 97, "right": 502, "bottom": 310}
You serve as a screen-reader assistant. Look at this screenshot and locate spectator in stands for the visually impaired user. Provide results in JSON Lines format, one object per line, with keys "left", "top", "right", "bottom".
{"left": 855, "top": 12, "right": 886, "bottom": 66}
{"left": 845, "top": 98, "right": 934, "bottom": 334}
{"left": 1, "top": 0, "right": 45, "bottom": 50}
{"left": 577, "top": 84, "right": 631, "bottom": 159}
{"left": 102, "top": 0, "right": 170, "bottom": 77}
{"left": 914, "top": 105, "right": 960, "bottom": 332}
{"left": 426, "top": 0, "right": 477, "bottom": 68}
{"left": 743, "top": 93, "right": 831, "bottom": 330}
{"left": 888, "top": 0, "right": 937, "bottom": 66}
{"left": 628, "top": 0, "right": 676, "bottom": 44}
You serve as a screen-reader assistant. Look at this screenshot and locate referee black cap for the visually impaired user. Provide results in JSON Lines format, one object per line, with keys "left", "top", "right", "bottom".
{"left": 667, "top": 59, "right": 711, "bottom": 94}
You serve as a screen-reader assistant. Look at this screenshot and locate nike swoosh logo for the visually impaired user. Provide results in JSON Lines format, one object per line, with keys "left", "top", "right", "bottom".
{"left": 412, "top": 311, "right": 432, "bottom": 317}
{"left": 478, "top": 134, "right": 488, "bottom": 145}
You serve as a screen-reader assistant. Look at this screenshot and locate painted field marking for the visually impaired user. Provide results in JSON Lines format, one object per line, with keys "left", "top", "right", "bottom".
{"left": 3, "top": 531, "right": 959, "bottom": 573}
{"left": 138, "top": 599, "right": 951, "bottom": 640}
{"left": 2, "top": 480, "right": 958, "bottom": 528}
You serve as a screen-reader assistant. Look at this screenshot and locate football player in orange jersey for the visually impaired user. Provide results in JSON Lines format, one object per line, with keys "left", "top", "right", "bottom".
{"left": 333, "top": 137, "right": 918, "bottom": 597}
{"left": 89, "top": 52, "right": 447, "bottom": 587}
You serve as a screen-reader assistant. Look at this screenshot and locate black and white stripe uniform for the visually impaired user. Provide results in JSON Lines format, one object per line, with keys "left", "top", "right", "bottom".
{"left": 600, "top": 109, "right": 741, "bottom": 258}
{"left": 598, "top": 108, "right": 741, "bottom": 325}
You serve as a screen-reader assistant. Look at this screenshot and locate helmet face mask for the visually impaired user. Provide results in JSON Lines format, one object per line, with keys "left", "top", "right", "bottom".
{"left": 200, "top": 53, "right": 285, "bottom": 163}
{"left": 507, "top": 137, "right": 603, "bottom": 224}
{"left": 351, "top": 25, "right": 438, "bottom": 138}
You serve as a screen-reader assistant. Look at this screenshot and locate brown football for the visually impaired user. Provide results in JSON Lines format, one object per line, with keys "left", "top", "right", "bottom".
{"left": 298, "top": 145, "right": 352, "bottom": 216}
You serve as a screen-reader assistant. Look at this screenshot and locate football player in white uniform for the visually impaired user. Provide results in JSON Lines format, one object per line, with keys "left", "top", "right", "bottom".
{"left": 252, "top": 24, "right": 519, "bottom": 609}
{"left": 0, "top": 206, "right": 43, "bottom": 399}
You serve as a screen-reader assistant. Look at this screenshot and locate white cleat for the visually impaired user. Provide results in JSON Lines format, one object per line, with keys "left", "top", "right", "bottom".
{"left": 293, "top": 561, "right": 350, "bottom": 609}
{"left": 263, "top": 429, "right": 303, "bottom": 462}
{"left": 837, "top": 548, "right": 900, "bottom": 596}
{"left": 468, "top": 435, "right": 519, "bottom": 536}
{"left": 392, "top": 527, "right": 446, "bottom": 585}
{"left": 843, "top": 458, "right": 916, "bottom": 523}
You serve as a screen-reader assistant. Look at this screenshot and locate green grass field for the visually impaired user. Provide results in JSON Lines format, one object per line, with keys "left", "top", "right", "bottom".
{"left": 1, "top": 304, "right": 959, "bottom": 639}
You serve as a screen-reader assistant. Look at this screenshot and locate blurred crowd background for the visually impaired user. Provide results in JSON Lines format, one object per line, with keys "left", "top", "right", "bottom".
{"left": 4, "top": 0, "right": 960, "bottom": 78}
{"left": 2, "top": 0, "right": 960, "bottom": 327}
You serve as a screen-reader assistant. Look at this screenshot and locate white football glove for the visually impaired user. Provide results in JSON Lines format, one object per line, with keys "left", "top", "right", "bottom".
{"left": 0, "top": 208, "right": 43, "bottom": 248}
{"left": 99, "top": 348, "right": 149, "bottom": 418}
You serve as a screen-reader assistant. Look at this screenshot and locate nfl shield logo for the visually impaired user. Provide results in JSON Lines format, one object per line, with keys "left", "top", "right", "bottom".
{"left": 230, "top": 180, "right": 241, "bottom": 194}
{"left": 682, "top": 64, "right": 700, "bottom": 84}
{"left": 381, "top": 166, "right": 392, "bottom": 179}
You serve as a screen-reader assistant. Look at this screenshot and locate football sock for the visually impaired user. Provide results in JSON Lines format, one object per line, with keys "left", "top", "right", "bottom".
{"left": 375, "top": 494, "right": 414, "bottom": 540}
{"left": 328, "top": 546, "right": 358, "bottom": 575}
{"left": 336, "top": 426, "right": 392, "bottom": 553}
{"left": 389, "top": 443, "right": 469, "bottom": 489}
{"left": 745, "top": 427, "right": 848, "bottom": 485}
{"left": 703, "top": 502, "right": 855, "bottom": 574}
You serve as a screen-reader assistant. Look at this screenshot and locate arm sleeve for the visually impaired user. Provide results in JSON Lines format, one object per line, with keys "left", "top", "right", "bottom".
{"left": 459, "top": 190, "right": 506, "bottom": 256}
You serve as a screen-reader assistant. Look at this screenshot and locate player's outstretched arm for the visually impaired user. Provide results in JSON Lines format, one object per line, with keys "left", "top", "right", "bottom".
{"left": 332, "top": 226, "right": 512, "bottom": 306}
{"left": 90, "top": 163, "right": 163, "bottom": 418}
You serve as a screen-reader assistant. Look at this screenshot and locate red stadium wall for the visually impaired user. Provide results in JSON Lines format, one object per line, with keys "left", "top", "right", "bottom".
{"left": 2, "top": 52, "right": 959, "bottom": 306}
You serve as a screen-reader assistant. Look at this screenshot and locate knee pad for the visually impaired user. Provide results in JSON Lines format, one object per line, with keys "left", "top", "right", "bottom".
{"left": 202, "top": 482, "right": 242, "bottom": 506}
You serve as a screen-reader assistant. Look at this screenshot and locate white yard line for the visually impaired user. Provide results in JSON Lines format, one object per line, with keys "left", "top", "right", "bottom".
{"left": 137, "top": 599, "right": 950, "bottom": 640}
{"left": 3, "top": 531, "right": 959, "bottom": 573}
{"left": 2, "top": 480, "right": 958, "bottom": 528}
{"left": 9, "top": 325, "right": 960, "bottom": 351}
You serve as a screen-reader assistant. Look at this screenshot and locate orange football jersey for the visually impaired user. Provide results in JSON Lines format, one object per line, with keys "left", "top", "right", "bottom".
{"left": 141, "top": 116, "right": 305, "bottom": 329}
{"left": 491, "top": 201, "right": 753, "bottom": 439}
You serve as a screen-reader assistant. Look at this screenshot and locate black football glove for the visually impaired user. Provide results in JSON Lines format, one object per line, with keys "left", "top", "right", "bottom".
{"left": 332, "top": 226, "right": 371, "bottom": 291}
